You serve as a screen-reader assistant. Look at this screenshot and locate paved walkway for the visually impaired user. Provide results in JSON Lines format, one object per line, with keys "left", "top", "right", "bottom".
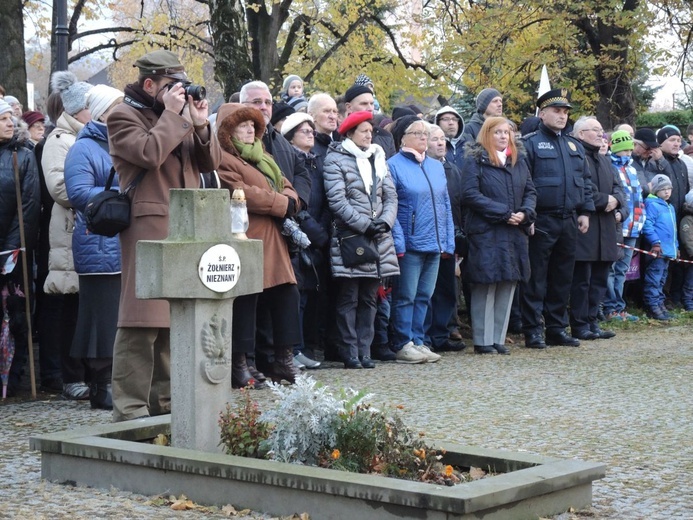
{"left": 1, "top": 326, "right": 691, "bottom": 519}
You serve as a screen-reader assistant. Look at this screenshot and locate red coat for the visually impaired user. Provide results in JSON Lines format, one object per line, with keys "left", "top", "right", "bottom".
{"left": 107, "top": 104, "right": 221, "bottom": 327}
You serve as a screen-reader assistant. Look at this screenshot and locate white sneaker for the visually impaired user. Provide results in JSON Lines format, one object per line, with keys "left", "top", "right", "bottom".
{"left": 395, "top": 342, "right": 427, "bottom": 364}
{"left": 414, "top": 344, "right": 441, "bottom": 363}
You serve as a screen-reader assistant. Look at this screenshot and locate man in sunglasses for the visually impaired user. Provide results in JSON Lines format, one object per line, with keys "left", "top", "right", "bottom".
{"left": 107, "top": 49, "right": 221, "bottom": 422}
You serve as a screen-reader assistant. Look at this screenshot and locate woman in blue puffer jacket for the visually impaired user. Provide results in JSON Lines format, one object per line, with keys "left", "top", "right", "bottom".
{"left": 64, "top": 85, "right": 123, "bottom": 410}
{"left": 387, "top": 116, "right": 455, "bottom": 364}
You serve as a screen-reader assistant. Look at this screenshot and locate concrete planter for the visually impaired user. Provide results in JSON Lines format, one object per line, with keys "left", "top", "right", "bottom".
{"left": 30, "top": 416, "right": 605, "bottom": 520}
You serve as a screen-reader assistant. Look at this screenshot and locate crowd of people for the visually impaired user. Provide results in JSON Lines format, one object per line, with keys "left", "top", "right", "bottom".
{"left": 2, "top": 51, "right": 693, "bottom": 421}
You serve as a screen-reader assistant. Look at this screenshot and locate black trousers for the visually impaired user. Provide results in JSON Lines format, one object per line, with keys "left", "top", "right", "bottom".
{"left": 521, "top": 213, "right": 577, "bottom": 335}
{"left": 570, "top": 260, "right": 611, "bottom": 332}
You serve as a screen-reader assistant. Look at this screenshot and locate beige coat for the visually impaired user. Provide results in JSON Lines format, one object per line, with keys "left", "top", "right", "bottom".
{"left": 107, "top": 104, "right": 221, "bottom": 327}
{"left": 41, "top": 112, "right": 82, "bottom": 294}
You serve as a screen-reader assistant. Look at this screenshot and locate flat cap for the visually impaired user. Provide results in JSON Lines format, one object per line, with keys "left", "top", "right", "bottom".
{"left": 134, "top": 50, "right": 187, "bottom": 79}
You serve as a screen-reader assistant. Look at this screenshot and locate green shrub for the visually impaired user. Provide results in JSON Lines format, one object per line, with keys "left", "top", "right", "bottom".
{"left": 635, "top": 110, "right": 693, "bottom": 131}
{"left": 218, "top": 387, "right": 271, "bottom": 458}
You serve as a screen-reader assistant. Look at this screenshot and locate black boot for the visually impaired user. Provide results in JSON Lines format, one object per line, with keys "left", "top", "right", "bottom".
{"left": 89, "top": 383, "right": 113, "bottom": 410}
{"left": 246, "top": 355, "right": 267, "bottom": 383}
{"left": 268, "top": 348, "right": 299, "bottom": 384}
{"left": 232, "top": 353, "right": 266, "bottom": 389}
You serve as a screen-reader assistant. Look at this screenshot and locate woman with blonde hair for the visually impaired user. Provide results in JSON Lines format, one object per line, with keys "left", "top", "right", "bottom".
{"left": 460, "top": 117, "right": 536, "bottom": 354}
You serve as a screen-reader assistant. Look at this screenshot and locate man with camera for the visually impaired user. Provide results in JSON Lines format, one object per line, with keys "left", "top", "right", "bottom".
{"left": 107, "top": 49, "right": 221, "bottom": 422}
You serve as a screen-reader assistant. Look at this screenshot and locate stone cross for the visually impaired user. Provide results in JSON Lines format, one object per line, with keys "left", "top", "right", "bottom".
{"left": 136, "top": 189, "right": 263, "bottom": 453}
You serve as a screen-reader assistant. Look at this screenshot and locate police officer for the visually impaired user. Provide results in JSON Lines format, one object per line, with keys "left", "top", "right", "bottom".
{"left": 520, "top": 89, "right": 595, "bottom": 349}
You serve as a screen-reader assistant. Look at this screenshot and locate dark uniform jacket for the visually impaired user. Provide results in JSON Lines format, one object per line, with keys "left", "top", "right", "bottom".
{"left": 521, "top": 122, "right": 595, "bottom": 215}
{"left": 262, "top": 124, "right": 312, "bottom": 208}
{"left": 575, "top": 141, "right": 627, "bottom": 262}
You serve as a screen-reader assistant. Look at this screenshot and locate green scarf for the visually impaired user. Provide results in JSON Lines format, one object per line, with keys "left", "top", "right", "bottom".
{"left": 232, "top": 137, "right": 284, "bottom": 192}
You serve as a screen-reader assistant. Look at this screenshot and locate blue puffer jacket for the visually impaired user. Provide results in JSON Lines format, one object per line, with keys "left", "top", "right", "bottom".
{"left": 642, "top": 194, "right": 678, "bottom": 259}
{"left": 387, "top": 152, "right": 455, "bottom": 255}
{"left": 64, "top": 121, "right": 121, "bottom": 274}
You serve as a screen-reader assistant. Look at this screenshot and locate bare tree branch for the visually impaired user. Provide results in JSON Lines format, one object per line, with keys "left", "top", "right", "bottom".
{"left": 370, "top": 17, "right": 440, "bottom": 80}
{"left": 303, "top": 15, "right": 368, "bottom": 83}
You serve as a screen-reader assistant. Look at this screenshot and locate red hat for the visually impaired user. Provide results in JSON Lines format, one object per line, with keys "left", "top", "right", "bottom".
{"left": 21, "top": 110, "right": 45, "bottom": 128}
{"left": 338, "top": 111, "right": 372, "bottom": 136}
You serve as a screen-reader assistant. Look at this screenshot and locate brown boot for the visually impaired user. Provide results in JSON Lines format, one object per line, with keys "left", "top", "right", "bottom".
{"left": 269, "top": 348, "right": 299, "bottom": 384}
{"left": 246, "top": 356, "right": 267, "bottom": 382}
{"left": 232, "top": 353, "right": 266, "bottom": 389}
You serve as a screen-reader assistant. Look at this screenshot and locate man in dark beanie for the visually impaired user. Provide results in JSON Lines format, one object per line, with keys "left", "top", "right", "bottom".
{"left": 463, "top": 88, "right": 503, "bottom": 140}
{"left": 107, "top": 49, "right": 221, "bottom": 421}
{"left": 647, "top": 125, "right": 690, "bottom": 307}
{"left": 344, "top": 84, "right": 396, "bottom": 158}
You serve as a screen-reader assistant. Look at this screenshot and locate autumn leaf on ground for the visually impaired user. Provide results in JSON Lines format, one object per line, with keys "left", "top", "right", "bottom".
{"left": 221, "top": 504, "right": 238, "bottom": 516}
{"left": 170, "top": 498, "right": 195, "bottom": 510}
{"left": 469, "top": 466, "right": 486, "bottom": 480}
{"left": 152, "top": 433, "right": 169, "bottom": 445}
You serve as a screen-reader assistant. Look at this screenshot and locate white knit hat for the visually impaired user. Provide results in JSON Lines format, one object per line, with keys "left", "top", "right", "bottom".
{"left": 0, "top": 100, "right": 12, "bottom": 117}
{"left": 51, "top": 71, "right": 93, "bottom": 116}
{"left": 87, "top": 85, "right": 124, "bottom": 122}
{"left": 281, "top": 112, "right": 314, "bottom": 137}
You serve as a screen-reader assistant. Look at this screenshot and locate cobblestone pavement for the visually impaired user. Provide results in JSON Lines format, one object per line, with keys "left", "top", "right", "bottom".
{"left": 1, "top": 326, "right": 690, "bottom": 519}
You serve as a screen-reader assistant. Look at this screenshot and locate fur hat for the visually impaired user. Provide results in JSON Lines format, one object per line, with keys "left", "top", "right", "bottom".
{"left": 87, "top": 85, "right": 123, "bottom": 122}
{"left": 476, "top": 88, "right": 501, "bottom": 114}
{"left": 51, "top": 71, "right": 92, "bottom": 116}
{"left": 650, "top": 174, "right": 673, "bottom": 195}
{"left": 391, "top": 115, "right": 422, "bottom": 151}
{"left": 0, "top": 100, "right": 12, "bottom": 117}
{"left": 281, "top": 112, "right": 314, "bottom": 137}
{"left": 610, "top": 130, "right": 634, "bottom": 153}
{"left": 216, "top": 103, "right": 266, "bottom": 155}
{"left": 657, "top": 125, "right": 681, "bottom": 144}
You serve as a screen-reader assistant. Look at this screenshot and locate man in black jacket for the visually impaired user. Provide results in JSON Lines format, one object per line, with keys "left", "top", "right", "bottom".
{"left": 240, "top": 81, "right": 311, "bottom": 207}
{"left": 520, "top": 89, "right": 595, "bottom": 349}
{"left": 343, "top": 84, "right": 396, "bottom": 158}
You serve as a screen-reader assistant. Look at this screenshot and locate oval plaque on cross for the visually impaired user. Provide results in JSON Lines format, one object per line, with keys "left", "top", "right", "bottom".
{"left": 198, "top": 244, "right": 241, "bottom": 293}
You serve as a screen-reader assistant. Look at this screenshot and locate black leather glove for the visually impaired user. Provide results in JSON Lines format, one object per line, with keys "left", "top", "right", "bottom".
{"left": 364, "top": 222, "right": 380, "bottom": 238}
{"left": 285, "top": 198, "right": 297, "bottom": 218}
{"left": 372, "top": 219, "right": 390, "bottom": 234}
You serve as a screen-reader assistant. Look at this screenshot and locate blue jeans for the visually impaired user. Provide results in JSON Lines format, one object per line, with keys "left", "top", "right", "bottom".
{"left": 643, "top": 257, "right": 669, "bottom": 310}
{"left": 604, "top": 237, "right": 636, "bottom": 314}
{"left": 391, "top": 252, "right": 440, "bottom": 350}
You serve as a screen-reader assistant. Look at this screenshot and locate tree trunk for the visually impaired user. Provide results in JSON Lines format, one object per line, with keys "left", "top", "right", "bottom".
{"left": 246, "top": 0, "right": 292, "bottom": 91}
{"left": 594, "top": 69, "right": 637, "bottom": 128}
{"left": 0, "top": 0, "right": 28, "bottom": 107}
{"left": 209, "top": 0, "right": 254, "bottom": 99}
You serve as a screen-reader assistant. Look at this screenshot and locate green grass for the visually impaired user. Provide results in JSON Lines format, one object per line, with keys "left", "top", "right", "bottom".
{"left": 602, "top": 307, "right": 693, "bottom": 331}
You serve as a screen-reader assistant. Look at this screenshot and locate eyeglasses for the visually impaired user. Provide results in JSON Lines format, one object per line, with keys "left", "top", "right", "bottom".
{"left": 296, "top": 129, "right": 316, "bottom": 136}
{"left": 245, "top": 99, "right": 273, "bottom": 107}
{"left": 588, "top": 127, "right": 607, "bottom": 138}
{"left": 438, "top": 117, "right": 457, "bottom": 123}
{"left": 405, "top": 131, "right": 429, "bottom": 138}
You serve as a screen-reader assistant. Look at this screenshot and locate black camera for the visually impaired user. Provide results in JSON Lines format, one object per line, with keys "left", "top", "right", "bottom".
{"left": 167, "top": 81, "right": 206, "bottom": 101}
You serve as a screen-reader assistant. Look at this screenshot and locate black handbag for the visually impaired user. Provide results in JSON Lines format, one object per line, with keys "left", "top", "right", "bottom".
{"left": 84, "top": 167, "right": 145, "bottom": 237}
{"left": 338, "top": 231, "right": 379, "bottom": 267}
{"left": 337, "top": 159, "right": 379, "bottom": 267}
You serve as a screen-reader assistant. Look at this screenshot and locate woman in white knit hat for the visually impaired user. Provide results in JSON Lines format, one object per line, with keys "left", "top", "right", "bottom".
{"left": 40, "top": 71, "right": 93, "bottom": 401}
{"left": 63, "top": 84, "right": 123, "bottom": 409}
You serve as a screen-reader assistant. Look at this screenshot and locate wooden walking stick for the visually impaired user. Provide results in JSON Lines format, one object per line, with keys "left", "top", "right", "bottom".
{"left": 12, "top": 150, "right": 37, "bottom": 399}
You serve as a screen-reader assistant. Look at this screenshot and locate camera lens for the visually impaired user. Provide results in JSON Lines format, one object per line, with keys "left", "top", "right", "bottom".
{"left": 185, "top": 85, "right": 206, "bottom": 101}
